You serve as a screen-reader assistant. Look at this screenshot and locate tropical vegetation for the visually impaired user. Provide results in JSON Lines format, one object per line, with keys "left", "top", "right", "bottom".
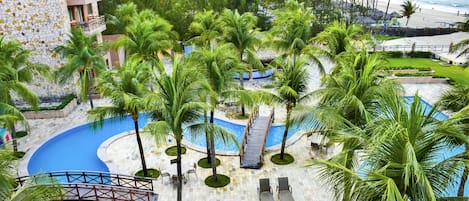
{"left": 400, "top": 0, "right": 418, "bottom": 26}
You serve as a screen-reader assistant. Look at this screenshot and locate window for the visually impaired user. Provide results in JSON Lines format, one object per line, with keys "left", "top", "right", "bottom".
{"left": 68, "top": 7, "right": 75, "bottom": 22}
{"left": 86, "top": 4, "right": 93, "bottom": 16}
{"left": 77, "top": 6, "right": 84, "bottom": 23}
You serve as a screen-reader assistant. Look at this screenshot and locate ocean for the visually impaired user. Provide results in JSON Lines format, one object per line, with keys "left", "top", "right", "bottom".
{"left": 391, "top": 0, "right": 469, "bottom": 14}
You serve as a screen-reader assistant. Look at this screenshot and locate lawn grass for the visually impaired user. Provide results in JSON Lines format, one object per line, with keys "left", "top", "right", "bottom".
{"left": 373, "top": 34, "right": 402, "bottom": 41}
{"left": 165, "top": 146, "right": 186, "bottom": 156}
{"left": 384, "top": 58, "right": 469, "bottom": 86}
{"left": 204, "top": 174, "right": 230, "bottom": 188}
{"left": 198, "top": 157, "right": 221, "bottom": 168}
{"left": 135, "top": 168, "right": 160, "bottom": 179}
{"left": 271, "top": 153, "right": 295, "bottom": 165}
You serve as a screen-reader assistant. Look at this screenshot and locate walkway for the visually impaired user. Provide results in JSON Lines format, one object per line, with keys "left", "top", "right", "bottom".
{"left": 240, "top": 109, "right": 274, "bottom": 169}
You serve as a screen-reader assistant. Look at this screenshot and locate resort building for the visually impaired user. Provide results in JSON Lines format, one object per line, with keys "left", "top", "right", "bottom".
{"left": 0, "top": 0, "right": 111, "bottom": 99}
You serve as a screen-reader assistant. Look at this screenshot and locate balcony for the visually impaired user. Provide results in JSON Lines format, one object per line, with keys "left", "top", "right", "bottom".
{"left": 67, "top": 0, "right": 101, "bottom": 6}
{"left": 72, "top": 16, "right": 106, "bottom": 34}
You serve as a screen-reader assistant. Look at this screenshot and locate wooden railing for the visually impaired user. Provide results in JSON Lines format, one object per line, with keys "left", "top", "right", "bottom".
{"left": 16, "top": 170, "right": 153, "bottom": 191}
{"left": 259, "top": 108, "right": 275, "bottom": 165}
{"left": 58, "top": 183, "right": 157, "bottom": 201}
{"left": 239, "top": 107, "right": 259, "bottom": 165}
{"left": 367, "top": 44, "right": 450, "bottom": 53}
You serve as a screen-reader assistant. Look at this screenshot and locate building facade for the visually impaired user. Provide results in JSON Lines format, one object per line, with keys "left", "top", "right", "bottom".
{"left": 0, "top": 0, "right": 110, "bottom": 99}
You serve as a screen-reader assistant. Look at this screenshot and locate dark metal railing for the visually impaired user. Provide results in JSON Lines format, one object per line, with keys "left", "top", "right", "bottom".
{"left": 16, "top": 170, "right": 153, "bottom": 191}
{"left": 76, "top": 16, "right": 106, "bottom": 33}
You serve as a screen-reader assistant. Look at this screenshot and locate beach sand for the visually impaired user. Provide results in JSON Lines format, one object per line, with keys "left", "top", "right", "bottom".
{"left": 374, "top": 0, "right": 467, "bottom": 28}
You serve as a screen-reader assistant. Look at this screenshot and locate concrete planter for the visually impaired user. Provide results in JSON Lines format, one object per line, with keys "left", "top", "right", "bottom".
{"left": 22, "top": 98, "right": 77, "bottom": 119}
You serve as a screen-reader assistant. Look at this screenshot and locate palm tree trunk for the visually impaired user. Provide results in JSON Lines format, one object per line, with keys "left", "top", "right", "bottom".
{"left": 384, "top": 0, "right": 390, "bottom": 21}
{"left": 133, "top": 116, "right": 148, "bottom": 177}
{"left": 11, "top": 125, "right": 18, "bottom": 153}
{"left": 209, "top": 110, "right": 218, "bottom": 180}
{"left": 87, "top": 91, "right": 94, "bottom": 109}
{"left": 280, "top": 105, "right": 291, "bottom": 160}
{"left": 204, "top": 111, "right": 211, "bottom": 163}
{"left": 176, "top": 140, "right": 183, "bottom": 201}
{"left": 239, "top": 50, "right": 246, "bottom": 116}
{"left": 458, "top": 145, "right": 469, "bottom": 196}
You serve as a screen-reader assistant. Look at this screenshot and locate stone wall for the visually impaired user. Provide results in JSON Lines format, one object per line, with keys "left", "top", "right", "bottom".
{"left": 22, "top": 98, "right": 77, "bottom": 119}
{"left": 0, "top": 0, "right": 76, "bottom": 98}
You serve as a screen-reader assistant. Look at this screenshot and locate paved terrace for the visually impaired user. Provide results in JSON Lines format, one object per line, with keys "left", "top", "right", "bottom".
{"left": 15, "top": 56, "right": 452, "bottom": 200}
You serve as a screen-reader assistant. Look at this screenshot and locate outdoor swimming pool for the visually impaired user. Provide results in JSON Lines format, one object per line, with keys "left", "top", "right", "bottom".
{"left": 27, "top": 114, "right": 298, "bottom": 175}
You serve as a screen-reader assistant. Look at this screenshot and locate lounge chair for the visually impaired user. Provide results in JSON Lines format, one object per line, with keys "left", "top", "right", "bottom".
{"left": 160, "top": 172, "right": 170, "bottom": 184}
{"left": 186, "top": 162, "right": 197, "bottom": 180}
{"left": 277, "top": 177, "right": 294, "bottom": 201}
{"left": 258, "top": 178, "right": 274, "bottom": 201}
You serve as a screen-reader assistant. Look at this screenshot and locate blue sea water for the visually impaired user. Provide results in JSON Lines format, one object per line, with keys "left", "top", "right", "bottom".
{"left": 395, "top": 0, "right": 469, "bottom": 13}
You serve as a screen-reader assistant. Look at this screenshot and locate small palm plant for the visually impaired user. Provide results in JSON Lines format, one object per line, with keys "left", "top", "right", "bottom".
{"left": 55, "top": 28, "right": 107, "bottom": 109}
{"left": 88, "top": 58, "right": 152, "bottom": 176}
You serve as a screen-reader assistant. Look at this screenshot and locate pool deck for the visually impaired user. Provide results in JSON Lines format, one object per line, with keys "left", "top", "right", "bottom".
{"left": 14, "top": 59, "right": 453, "bottom": 201}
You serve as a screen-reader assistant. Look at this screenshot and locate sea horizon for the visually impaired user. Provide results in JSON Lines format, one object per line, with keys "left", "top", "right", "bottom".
{"left": 388, "top": 0, "right": 469, "bottom": 14}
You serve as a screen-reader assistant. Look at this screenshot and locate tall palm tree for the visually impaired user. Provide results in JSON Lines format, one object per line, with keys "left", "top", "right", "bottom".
{"left": 107, "top": 2, "right": 138, "bottom": 35}
{"left": 292, "top": 49, "right": 402, "bottom": 200}
{"left": 0, "top": 36, "right": 47, "bottom": 152}
{"left": 220, "top": 9, "right": 263, "bottom": 116}
{"left": 88, "top": 58, "right": 152, "bottom": 176}
{"left": 144, "top": 59, "right": 208, "bottom": 201}
{"left": 220, "top": 9, "right": 263, "bottom": 82}
{"left": 312, "top": 95, "right": 467, "bottom": 201}
{"left": 438, "top": 84, "right": 469, "bottom": 196}
{"left": 187, "top": 44, "right": 241, "bottom": 179}
{"left": 271, "top": 55, "right": 311, "bottom": 160}
{"left": 313, "top": 21, "right": 363, "bottom": 58}
{"left": 400, "top": 0, "right": 418, "bottom": 26}
{"left": 114, "top": 9, "right": 174, "bottom": 72}
{"left": 188, "top": 10, "right": 223, "bottom": 48}
{"left": 269, "top": 0, "right": 314, "bottom": 57}
{"left": 54, "top": 28, "right": 107, "bottom": 109}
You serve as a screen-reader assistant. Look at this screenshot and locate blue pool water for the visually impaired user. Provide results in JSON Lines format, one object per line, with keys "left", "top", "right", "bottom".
{"left": 28, "top": 114, "right": 299, "bottom": 175}
{"left": 186, "top": 118, "right": 300, "bottom": 151}
{"left": 0, "top": 128, "right": 5, "bottom": 146}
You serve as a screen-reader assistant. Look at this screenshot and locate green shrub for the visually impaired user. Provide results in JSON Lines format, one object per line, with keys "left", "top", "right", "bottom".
{"left": 394, "top": 72, "right": 433, "bottom": 77}
{"left": 15, "top": 131, "right": 28, "bottom": 138}
{"left": 383, "top": 51, "right": 404, "bottom": 58}
{"left": 387, "top": 66, "right": 432, "bottom": 71}
{"left": 407, "top": 51, "right": 432, "bottom": 58}
{"left": 19, "top": 94, "right": 75, "bottom": 112}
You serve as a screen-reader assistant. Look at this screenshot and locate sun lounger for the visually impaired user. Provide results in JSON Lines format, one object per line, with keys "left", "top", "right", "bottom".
{"left": 258, "top": 178, "right": 274, "bottom": 201}
{"left": 278, "top": 177, "right": 294, "bottom": 201}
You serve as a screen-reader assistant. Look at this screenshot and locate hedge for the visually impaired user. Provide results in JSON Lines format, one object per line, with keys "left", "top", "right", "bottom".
{"left": 19, "top": 94, "right": 75, "bottom": 112}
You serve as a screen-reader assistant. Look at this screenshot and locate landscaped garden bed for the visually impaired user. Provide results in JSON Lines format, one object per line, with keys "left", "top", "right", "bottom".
{"left": 19, "top": 94, "right": 77, "bottom": 119}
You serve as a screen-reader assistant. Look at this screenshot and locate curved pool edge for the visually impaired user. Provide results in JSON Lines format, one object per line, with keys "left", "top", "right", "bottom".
{"left": 18, "top": 119, "right": 97, "bottom": 177}
{"left": 97, "top": 131, "right": 136, "bottom": 174}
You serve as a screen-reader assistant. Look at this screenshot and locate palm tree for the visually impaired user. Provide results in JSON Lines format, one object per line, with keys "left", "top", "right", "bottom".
{"left": 438, "top": 84, "right": 469, "bottom": 196}
{"left": 187, "top": 44, "right": 242, "bottom": 168}
{"left": 312, "top": 95, "right": 467, "bottom": 200}
{"left": 0, "top": 149, "right": 63, "bottom": 201}
{"left": 0, "top": 36, "right": 47, "bottom": 152}
{"left": 220, "top": 9, "right": 263, "bottom": 82}
{"left": 107, "top": 2, "right": 138, "bottom": 35}
{"left": 0, "top": 103, "right": 29, "bottom": 153}
{"left": 88, "top": 58, "right": 152, "bottom": 176}
{"left": 269, "top": 0, "right": 315, "bottom": 57}
{"left": 313, "top": 21, "right": 363, "bottom": 58}
{"left": 400, "top": 0, "right": 418, "bottom": 26}
{"left": 450, "top": 38, "right": 469, "bottom": 66}
{"left": 292, "top": 49, "right": 402, "bottom": 200}
{"left": 54, "top": 28, "right": 107, "bottom": 109}
{"left": 271, "top": 55, "right": 311, "bottom": 160}
{"left": 144, "top": 59, "right": 208, "bottom": 201}
{"left": 220, "top": 9, "right": 263, "bottom": 116}
{"left": 456, "top": 17, "right": 469, "bottom": 32}
{"left": 114, "top": 9, "right": 174, "bottom": 71}
{"left": 188, "top": 10, "right": 223, "bottom": 48}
